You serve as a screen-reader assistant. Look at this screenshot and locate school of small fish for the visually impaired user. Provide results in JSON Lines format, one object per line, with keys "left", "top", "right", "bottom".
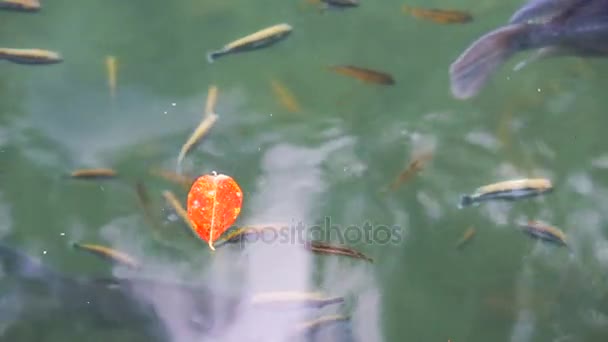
{"left": 2, "top": 0, "right": 604, "bottom": 340}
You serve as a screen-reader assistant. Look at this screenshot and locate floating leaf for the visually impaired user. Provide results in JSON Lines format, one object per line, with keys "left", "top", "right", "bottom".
{"left": 187, "top": 173, "right": 243, "bottom": 250}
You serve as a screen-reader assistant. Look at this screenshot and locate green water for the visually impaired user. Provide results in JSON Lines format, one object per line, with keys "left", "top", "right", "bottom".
{"left": 3, "top": 0, "right": 608, "bottom": 341}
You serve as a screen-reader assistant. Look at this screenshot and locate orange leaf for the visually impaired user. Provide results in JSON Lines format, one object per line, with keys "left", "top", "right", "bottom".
{"left": 187, "top": 172, "right": 243, "bottom": 250}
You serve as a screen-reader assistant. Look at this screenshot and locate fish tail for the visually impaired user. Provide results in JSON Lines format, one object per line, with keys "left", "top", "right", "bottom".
{"left": 450, "top": 24, "right": 529, "bottom": 99}
{"left": 458, "top": 195, "right": 475, "bottom": 209}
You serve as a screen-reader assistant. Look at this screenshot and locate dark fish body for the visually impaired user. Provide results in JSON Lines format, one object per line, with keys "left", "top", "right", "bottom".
{"left": 207, "top": 23, "right": 293, "bottom": 62}
{"left": 450, "top": 0, "right": 608, "bottom": 99}
{"left": 0, "top": 0, "right": 40, "bottom": 12}
{"left": 459, "top": 178, "right": 553, "bottom": 208}
{"left": 322, "top": 0, "right": 359, "bottom": 7}
{"left": 0, "top": 48, "right": 62, "bottom": 65}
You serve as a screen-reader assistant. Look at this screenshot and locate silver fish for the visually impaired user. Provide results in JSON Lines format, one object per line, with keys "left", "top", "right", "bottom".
{"left": 450, "top": 0, "right": 608, "bottom": 99}
{"left": 207, "top": 23, "right": 293, "bottom": 62}
{"left": 0, "top": 48, "right": 62, "bottom": 65}
{"left": 459, "top": 178, "right": 553, "bottom": 208}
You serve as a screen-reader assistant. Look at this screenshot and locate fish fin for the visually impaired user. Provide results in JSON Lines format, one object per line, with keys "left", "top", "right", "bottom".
{"left": 458, "top": 195, "right": 474, "bottom": 209}
{"left": 450, "top": 24, "right": 528, "bottom": 99}
{"left": 513, "top": 46, "right": 569, "bottom": 71}
{"left": 509, "top": 0, "right": 582, "bottom": 24}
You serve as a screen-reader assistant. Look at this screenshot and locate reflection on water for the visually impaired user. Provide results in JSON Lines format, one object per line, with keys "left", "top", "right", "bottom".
{"left": 4, "top": 0, "right": 608, "bottom": 341}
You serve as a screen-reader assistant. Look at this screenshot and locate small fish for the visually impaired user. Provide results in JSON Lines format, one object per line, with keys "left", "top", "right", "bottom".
{"left": 517, "top": 220, "right": 569, "bottom": 248}
{"left": 214, "top": 224, "right": 286, "bottom": 247}
{"left": 73, "top": 243, "right": 141, "bottom": 270}
{"left": 0, "top": 48, "right": 62, "bottom": 65}
{"left": 0, "top": 0, "right": 40, "bottom": 12}
{"left": 105, "top": 56, "right": 117, "bottom": 99}
{"left": 207, "top": 23, "right": 293, "bottom": 63}
{"left": 270, "top": 79, "right": 301, "bottom": 113}
{"left": 304, "top": 240, "right": 374, "bottom": 263}
{"left": 134, "top": 181, "right": 159, "bottom": 229}
{"left": 176, "top": 85, "right": 219, "bottom": 170}
{"left": 162, "top": 190, "right": 199, "bottom": 239}
{"left": 455, "top": 227, "right": 476, "bottom": 249}
{"left": 459, "top": 178, "right": 553, "bottom": 208}
{"left": 321, "top": 0, "right": 359, "bottom": 8}
{"left": 390, "top": 151, "right": 433, "bottom": 190}
{"left": 449, "top": 0, "right": 608, "bottom": 99}
{"left": 402, "top": 5, "right": 473, "bottom": 24}
{"left": 149, "top": 168, "right": 196, "bottom": 189}
{"left": 68, "top": 168, "right": 118, "bottom": 180}
{"left": 249, "top": 291, "right": 344, "bottom": 309}
{"left": 204, "top": 85, "right": 219, "bottom": 115}
{"left": 329, "top": 65, "right": 395, "bottom": 85}
{"left": 292, "top": 314, "right": 351, "bottom": 336}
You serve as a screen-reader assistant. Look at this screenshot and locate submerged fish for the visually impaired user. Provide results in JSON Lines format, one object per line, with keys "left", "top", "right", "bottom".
{"left": 455, "top": 227, "right": 477, "bottom": 249}
{"left": 450, "top": 0, "right": 608, "bottom": 99}
{"left": 329, "top": 65, "right": 395, "bottom": 85}
{"left": 389, "top": 151, "right": 433, "bottom": 191}
{"left": 0, "top": 0, "right": 39, "bottom": 12}
{"left": 249, "top": 291, "right": 344, "bottom": 309}
{"left": 517, "top": 220, "right": 569, "bottom": 248}
{"left": 292, "top": 314, "right": 351, "bottom": 338}
{"left": 73, "top": 243, "right": 141, "bottom": 270}
{"left": 402, "top": 5, "right": 473, "bottom": 24}
{"left": 207, "top": 23, "right": 293, "bottom": 62}
{"left": 149, "top": 168, "right": 196, "bottom": 189}
{"left": 68, "top": 168, "right": 117, "bottom": 179}
{"left": 270, "top": 79, "right": 301, "bottom": 113}
{"left": 105, "top": 55, "right": 117, "bottom": 98}
{"left": 459, "top": 178, "right": 553, "bottom": 208}
{"left": 322, "top": 0, "right": 359, "bottom": 8}
{"left": 177, "top": 85, "right": 219, "bottom": 170}
{"left": 304, "top": 241, "right": 374, "bottom": 263}
{"left": 0, "top": 48, "right": 62, "bottom": 65}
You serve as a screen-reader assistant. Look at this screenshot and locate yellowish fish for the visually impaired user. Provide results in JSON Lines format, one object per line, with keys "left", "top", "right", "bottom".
{"left": 149, "top": 168, "right": 196, "bottom": 189}
{"left": 214, "top": 224, "right": 287, "bottom": 247}
{"left": 329, "top": 65, "right": 395, "bottom": 85}
{"left": 455, "top": 227, "right": 476, "bottom": 249}
{"left": 207, "top": 23, "right": 293, "bottom": 63}
{"left": 292, "top": 314, "right": 351, "bottom": 336}
{"left": 390, "top": 151, "right": 433, "bottom": 191}
{"left": 459, "top": 178, "right": 553, "bottom": 208}
{"left": 517, "top": 220, "right": 569, "bottom": 249}
{"left": 270, "top": 79, "right": 301, "bottom": 113}
{"left": 73, "top": 243, "right": 141, "bottom": 270}
{"left": 177, "top": 86, "right": 220, "bottom": 170}
{"left": 250, "top": 291, "right": 344, "bottom": 309}
{"left": 0, "top": 48, "right": 62, "bottom": 65}
{"left": 402, "top": 5, "right": 473, "bottom": 24}
{"left": 105, "top": 56, "right": 117, "bottom": 99}
{"left": 204, "top": 85, "right": 219, "bottom": 115}
{"left": 68, "top": 168, "right": 117, "bottom": 179}
{"left": 0, "top": 0, "right": 39, "bottom": 11}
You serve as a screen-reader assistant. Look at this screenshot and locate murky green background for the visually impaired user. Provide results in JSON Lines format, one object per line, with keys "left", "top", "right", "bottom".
{"left": 3, "top": 0, "right": 608, "bottom": 341}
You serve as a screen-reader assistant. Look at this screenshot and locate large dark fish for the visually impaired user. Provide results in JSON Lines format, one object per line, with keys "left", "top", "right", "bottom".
{"left": 450, "top": 0, "right": 608, "bottom": 99}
